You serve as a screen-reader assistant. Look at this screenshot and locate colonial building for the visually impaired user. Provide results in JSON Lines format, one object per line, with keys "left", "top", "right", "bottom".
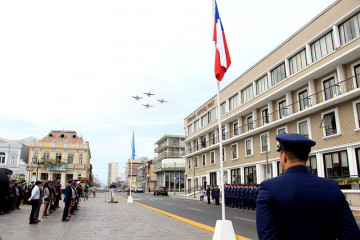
{"left": 26, "top": 130, "right": 91, "bottom": 187}
{"left": 184, "top": 0, "right": 360, "bottom": 204}
{"left": 0, "top": 137, "right": 37, "bottom": 178}
{"left": 154, "top": 134, "right": 185, "bottom": 191}
{"left": 125, "top": 158, "right": 144, "bottom": 188}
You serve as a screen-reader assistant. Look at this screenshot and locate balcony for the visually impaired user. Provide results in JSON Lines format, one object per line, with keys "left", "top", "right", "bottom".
{"left": 184, "top": 74, "right": 360, "bottom": 157}
{"left": 154, "top": 141, "right": 185, "bottom": 153}
{"left": 154, "top": 151, "right": 185, "bottom": 161}
{"left": 153, "top": 163, "right": 185, "bottom": 173}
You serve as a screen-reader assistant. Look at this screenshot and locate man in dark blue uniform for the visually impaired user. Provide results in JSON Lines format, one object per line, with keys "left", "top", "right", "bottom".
{"left": 206, "top": 185, "right": 211, "bottom": 204}
{"left": 224, "top": 184, "right": 228, "bottom": 207}
{"left": 215, "top": 185, "right": 220, "bottom": 205}
{"left": 256, "top": 133, "right": 360, "bottom": 240}
{"left": 62, "top": 179, "right": 73, "bottom": 222}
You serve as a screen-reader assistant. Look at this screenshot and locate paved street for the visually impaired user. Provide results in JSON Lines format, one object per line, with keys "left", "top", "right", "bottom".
{"left": 0, "top": 193, "right": 213, "bottom": 240}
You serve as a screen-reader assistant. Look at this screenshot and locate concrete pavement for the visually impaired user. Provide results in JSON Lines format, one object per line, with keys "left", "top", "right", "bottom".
{"left": 0, "top": 193, "right": 213, "bottom": 240}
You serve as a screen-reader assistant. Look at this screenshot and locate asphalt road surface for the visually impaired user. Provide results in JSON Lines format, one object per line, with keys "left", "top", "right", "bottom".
{"left": 117, "top": 192, "right": 258, "bottom": 240}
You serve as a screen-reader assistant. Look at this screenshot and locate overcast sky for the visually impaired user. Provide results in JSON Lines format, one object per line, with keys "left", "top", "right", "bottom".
{"left": 0, "top": 0, "right": 335, "bottom": 184}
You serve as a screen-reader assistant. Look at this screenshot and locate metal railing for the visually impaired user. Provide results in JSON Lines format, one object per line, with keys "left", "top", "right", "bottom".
{"left": 184, "top": 74, "right": 360, "bottom": 156}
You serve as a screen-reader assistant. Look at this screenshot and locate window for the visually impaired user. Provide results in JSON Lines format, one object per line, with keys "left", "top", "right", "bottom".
{"left": 323, "top": 150, "right": 349, "bottom": 178}
{"left": 33, "top": 152, "right": 39, "bottom": 161}
{"left": 233, "top": 122, "right": 239, "bottom": 136}
{"left": 196, "top": 140, "right": 199, "bottom": 151}
{"left": 356, "top": 148, "right": 360, "bottom": 177}
{"left": 194, "top": 178, "right": 199, "bottom": 191}
{"left": 241, "top": 85, "right": 254, "bottom": 104}
{"left": 354, "top": 101, "right": 360, "bottom": 129}
{"left": 323, "top": 77, "right": 336, "bottom": 100}
{"left": 210, "top": 151, "right": 215, "bottom": 165}
{"left": 354, "top": 64, "right": 360, "bottom": 88}
{"left": 278, "top": 99, "right": 288, "bottom": 119}
{"left": 222, "top": 148, "right": 225, "bottom": 162}
{"left": 67, "top": 154, "right": 74, "bottom": 164}
{"left": 244, "top": 166, "right": 257, "bottom": 184}
{"left": 43, "top": 152, "right": 50, "bottom": 161}
{"left": 187, "top": 124, "right": 193, "bottom": 135}
{"left": 188, "top": 158, "right": 192, "bottom": 170}
{"left": 0, "top": 152, "right": 5, "bottom": 164}
{"left": 201, "top": 115, "right": 208, "bottom": 128}
{"left": 222, "top": 128, "right": 226, "bottom": 140}
{"left": 211, "top": 133, "right": 216, "bottom": 145}
{"left": 289, "top": 49, "right": 307, "bottom": 75}
{"left": 277, "top": 126, "right": 287, "bottom": 135}
{"left": 202, "top": 154, "right": 206, "bottom": 166}
{"left": 208, "top": 107, "right": 217, "bottom": 123}
{"left": 311, "top": 31, "right": 334, "bottom": 62}
{"left": 194, "top": 157, "right": 198, "bottom": 168}
{"left": 306, "top": 155, "right": 318, "bottom": 176}
{"left": 194, "top": 120, "right": 199, "bottom": 132}
{"left": 260, "top": 133, "right": 269, "bottom": 152}
{"left": 79, "top": 153, "right": 83, "bottom": 164}
{"left": 229, "top": 94, "right": 239, "bottom": 111}
{"left": 256, "top": 75, "right": 268, "bottom": 95}
{"left": 210, "top": 172, "right": 217, "bottom": 186}
{"left": 261, "top": 108, "right": 269, "bottom": 125}
{"left": 298, "top": 89, "right": 310, "bottom": 110}
{"left": 321, "top": 111, "right": 338, "bottom": 136}
{"left": 231, "top": 168, "right": 241, "bottom": 185}
{"left": 271, "top": 63, "right": 286, "bottom": 86}
{"left": 298, "top": 120, "right": 309, "bottom": 138}
{"left": 245, "top": 139, "right": 252, "bottom": 156}
{"left": 247, "top": 115, "right": 254, "bottom": 131}
{"left": 231, "top": 144, "right": 238, "bottom": 159}
{"left": 339, "top": 12, "right": 360, "bottom": 45}
{"left": 220, "top": 102, "right": 226, "bottom": 116}
{"left": 56, "top": 152, "right": 62, "bottom": 161}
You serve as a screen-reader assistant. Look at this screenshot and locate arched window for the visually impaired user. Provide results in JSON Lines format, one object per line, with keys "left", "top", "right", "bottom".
{"left": 0, "top": 152, "right": 6, "bottom": 164}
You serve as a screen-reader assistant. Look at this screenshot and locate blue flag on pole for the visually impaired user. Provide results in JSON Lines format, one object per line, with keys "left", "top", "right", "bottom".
{"left": 131, "top": 130, "right": 135, "bottom": 160}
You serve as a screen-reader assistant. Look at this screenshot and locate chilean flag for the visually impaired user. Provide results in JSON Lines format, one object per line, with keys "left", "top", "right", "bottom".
{"left": 213, "top": 0, "right": 231, "bottom": 81}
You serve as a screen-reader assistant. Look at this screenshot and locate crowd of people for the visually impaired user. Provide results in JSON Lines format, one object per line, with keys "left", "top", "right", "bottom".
{"left": 201, "top": 184, "right": 258, "bottom": 210}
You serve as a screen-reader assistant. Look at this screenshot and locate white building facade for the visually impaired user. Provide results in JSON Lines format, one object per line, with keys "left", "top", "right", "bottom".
{"left": 108, "top": 162, "right": 119, "bottom": 185}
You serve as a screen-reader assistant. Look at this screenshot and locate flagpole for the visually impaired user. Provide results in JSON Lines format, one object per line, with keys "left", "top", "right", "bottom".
{"left": 128, "top": 127, "right": 134, "bottom": 203}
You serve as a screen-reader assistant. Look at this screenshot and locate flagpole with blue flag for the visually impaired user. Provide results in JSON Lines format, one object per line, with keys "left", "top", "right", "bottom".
{"left": 128, "top": 128, "right": 135, "bottom": 203}
{"left": 212, "top": 1, "right": 236, "bottom": 239}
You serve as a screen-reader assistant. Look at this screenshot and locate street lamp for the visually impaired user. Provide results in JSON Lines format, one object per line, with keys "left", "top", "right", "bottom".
{"left": 32, "top": 157, "right": 45, "bottom": 181}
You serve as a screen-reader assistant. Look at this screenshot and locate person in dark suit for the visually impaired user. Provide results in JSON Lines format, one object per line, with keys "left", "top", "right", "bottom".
{"left": 206, "top": 185, "right": 211, "bottom": 204}
{"left": 215, "top": 185, "right": 220, "bottom": 205}
{"left": 256, "top": 133, "right": 360, "bottom": 240}
{"left": 62, "top": 179, "right": 73, "bottom": 222}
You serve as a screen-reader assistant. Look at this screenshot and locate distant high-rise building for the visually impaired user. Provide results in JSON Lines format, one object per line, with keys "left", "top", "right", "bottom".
{"left": 108, "top": 162, "right": 119, "bottom": 185}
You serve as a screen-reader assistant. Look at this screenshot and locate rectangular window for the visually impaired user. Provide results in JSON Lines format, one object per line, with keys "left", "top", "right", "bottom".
{"left": 260, "top": 134, "right": 269, "bottom": 152}
{"left": 277, "top": 127, "right": 286, "bottom": 135}
{"left": 244, "top": 166, "right": 257, "bottom": 184}
{"left": 298, "top": 89, "right": 310, "bottom": 110}
{"left": 241, "top": 85, "right": 254, "bottom": 104}
{"left": 210, "top": 151, "right": 215, "bottom": 165}
{"left": 210, "top": 172, "right": 217, "bottom": 186}
{"left": 298, "top": 120, "right": 309, "bottom": 138}
{"left": 67, "top": 154, "right": 74, "bottom": 164}
{"left": 271, "top": 63, "right": 286, "bottom": 86}
{"left": 221, "top": 102, "right": 226, "bottom": 116}
{"left": 323, "top": 150, "right": 349, "bottom": 178}
{"left": 231, "top": 168, "right": 241, "bottom": 185}
{"left": 79, "top": 154, "right": 83, "bottom": 164}
{"left": 201, "top": 115, "right": 208, "bottom": 127}
{"left": 339, "top": 12, "right": 360, "bottom": 45}
{"left": 289, "top": 49, "right": 307, "bottom": 75}
{"left": 222, "top": 128, "right": 226, "bottom": 140}
{"left": 356, "top": 102, "right": 360, "bottom": 129}
{"left": 211, "top": 133, "right": 216, "bottom": 145}
{"left": 43, "top": 152, "right": 50, "bottom": 161}
{"left": 208, "top": 107, "right": 217, "bottom": 123}
{"left": 194, "top": 157, "right": 198, "bottom": 168}
{"left": 222, "top": 148, "right": 225, "bottom": 162}
{"left": 323, "top": 77, "right": 336, "bottom": 100}
{"left": 229, "top": 94, "right": 239, "bottom": 111}
{"left": 321, "top": 111, "right": 338, "bottom": 136}
{"left": 261, "top": 108, "right": 269, "bottom": 125}
{"left": 233, "top": 122, "right": 239, "bottom": 136}
{"left": 256, "top": 75, "right": 268, "bottom": 95}
{"left": 56, "top": 152, "right": 62, "bottom": 161}
{"left": 231, "top": 144, "right": 238, "bottom": 159}
{"left": 306, "top": 155, "right": 318, "bottom": 175}
{"left": 187, "top": 124, "right": 193, "bottom": 135}
{"left": 278, "top": 100, "right": 288, "bottom": 119}
{"left": 188, "top": 158, "right": 192, "bottom": 170}
{"left": 247, "top": 115, "right": 254, "bottom": 131}
{"left": 311, "top": 31, "right": 334, "bottom": 62}
{"left": 194, "top": 120, "right": 199, "bottom": 132}
{"left": 202, "top": 154, "right": 206, "bottom": 166}
{"left": 354, "top": 64, "right": 360, "bottom": 88}
{"left": 245, "top": 139, "right": 252, "bottom": 156}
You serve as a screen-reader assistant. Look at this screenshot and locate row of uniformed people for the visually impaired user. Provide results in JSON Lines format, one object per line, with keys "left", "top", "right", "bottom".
{"left": 204, "top": 184, "right": 258, "bottom": 210}
{"left": 224, "top": 184, "right": 258, "bottom": 210}
{"left": 0, "top": 180, "right": 27, "bottom": 215}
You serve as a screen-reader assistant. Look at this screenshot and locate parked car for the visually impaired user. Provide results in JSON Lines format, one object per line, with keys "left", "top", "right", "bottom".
{"left": 154, "top": 186, "right": 168, "bottom": 196}
{"left": 131, "top": 187, "right": 135, "bottom": 192}
{"left": 135, "top": 186, "right": 143, "bottom": 193}
{"left": 124, "top": 188, "right": 130, "bottom": 192}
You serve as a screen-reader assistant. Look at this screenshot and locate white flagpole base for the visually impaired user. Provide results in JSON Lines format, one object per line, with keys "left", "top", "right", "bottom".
{"left": 127, "top": 196, "right": 133, "bottom": 203}
{"left": 212, "top": 220, "right": 236, "bottom": 240}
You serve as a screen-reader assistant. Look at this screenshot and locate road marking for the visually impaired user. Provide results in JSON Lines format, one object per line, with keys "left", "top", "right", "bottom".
{"left": 164, "top": 202, "right": 173, "bottom": 205}
{"left": 234, "top": 217, "right": 256, "bottom": 223}
{"left": 187, "top": 207, "right": 202, "bottom": 211}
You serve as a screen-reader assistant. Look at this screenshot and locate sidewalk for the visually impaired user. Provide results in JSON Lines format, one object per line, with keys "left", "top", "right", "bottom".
{"left": 0, "top": 193, "right": 213, "bottom": 240}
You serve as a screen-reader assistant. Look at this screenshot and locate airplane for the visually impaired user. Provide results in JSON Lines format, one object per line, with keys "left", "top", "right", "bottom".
{"left": 157, "top": 99, "right": 167, "bottom": 103}
{"left": 144, "top": 92, "right": 155, "bottom": 97}
{"left": 143, "top": 104, "right": 153, "bottom": 108}
{"left": 132, "top": 95, "right": 143, "bottom": 100}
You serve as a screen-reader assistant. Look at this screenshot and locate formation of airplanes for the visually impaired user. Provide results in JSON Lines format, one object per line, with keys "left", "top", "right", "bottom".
{"left": 132, "top": 92, "right": 167, "bottom": 108}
